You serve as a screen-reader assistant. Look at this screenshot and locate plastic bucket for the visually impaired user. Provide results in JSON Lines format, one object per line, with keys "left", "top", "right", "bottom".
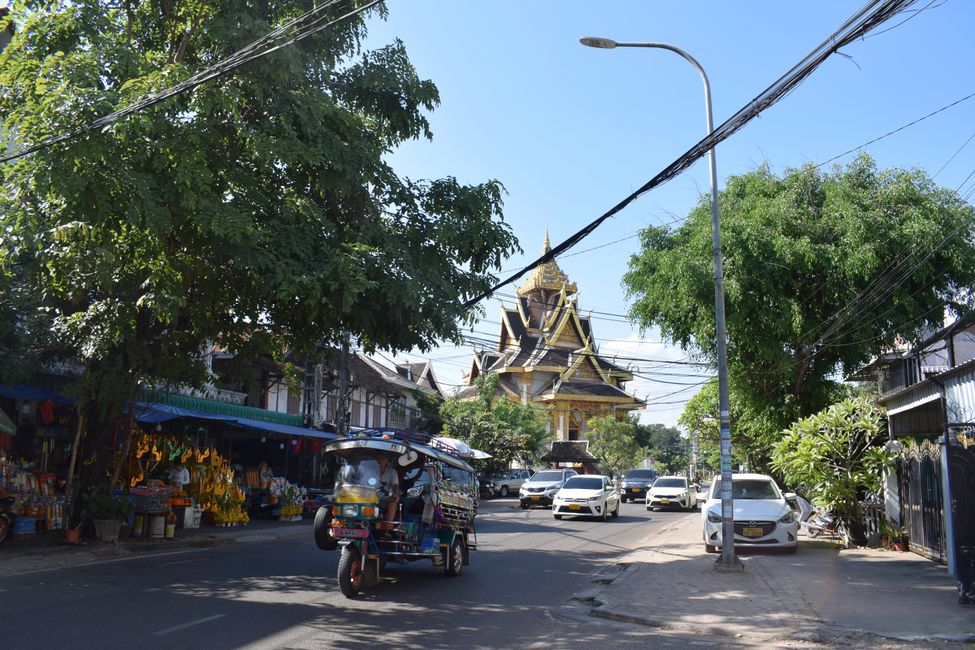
{"left": 147, "top": 513, "right": 165, "bottom": 539}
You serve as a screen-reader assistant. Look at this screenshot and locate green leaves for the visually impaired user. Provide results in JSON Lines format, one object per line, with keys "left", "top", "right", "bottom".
{"left": 440, "top": 375, "right": 548, "bottom": 474}
{"left": 0, "top": 0, "right": 519, "bottom": 409}
{"left": 770, "top": 396, "right": 892, "bottom": 542}
{"left": 587, "top": 415, "right": 647, "bottom": 477}
{"left": 627, "top": 155, "right": 975, "bottom": 465}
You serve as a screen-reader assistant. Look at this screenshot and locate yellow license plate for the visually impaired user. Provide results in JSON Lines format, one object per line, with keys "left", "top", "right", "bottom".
{"left": 630, "top": 488, "right": 640, "bottom": 492}
{"left": 531, "top": 496, "right": 540, "bottom": 501}
{"left": 743, "top": 527, "right": 764, "bottom": 538}
{"left": 659, "top": 499, "right": 669, "bottom": 504}
{"left": 569, "top": 504, "right": 581, "bottom": 510}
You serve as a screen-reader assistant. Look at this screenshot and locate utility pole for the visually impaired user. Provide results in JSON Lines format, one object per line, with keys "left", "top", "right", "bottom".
{"left": 336, "top": 335, "right": 351, "bottom": 437}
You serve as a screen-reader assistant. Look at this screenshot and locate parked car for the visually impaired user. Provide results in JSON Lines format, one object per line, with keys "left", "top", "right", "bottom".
{"left": 701, "top": 473, "right": 798, "bottom": 554}
{"left": 488, "top": 468, "right": 532, "bottom": 497}
{"left": 552, "top": 474, "right": 620, "bottom": 521}
{"left": 619, "top": 468, "right": 658, "bottom": 502}
{"left": 302, "top": 488, "right": 332, "bottom": 518}
{"left": 646, "top": 476, "right": 698, "bottom": 511}
{"left": 519, "top": 468, "right": 578, "bottom": 509}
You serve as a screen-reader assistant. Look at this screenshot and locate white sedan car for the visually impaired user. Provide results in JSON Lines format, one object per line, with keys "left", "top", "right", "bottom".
{"left": 701, "top": 473, "right": 798, "bottom": 553}
{"left": 552, "top": 475, "right": 620, "bottom": 521}
{"left": 646, "top": 476, "right": 698, "bottom": 511}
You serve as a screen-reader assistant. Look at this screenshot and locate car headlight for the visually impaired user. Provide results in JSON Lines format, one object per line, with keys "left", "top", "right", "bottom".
{"left": 778, "top": 511, "right": 796, "bottom": 524}
{"left": 588, "top": 495, "right": 601, "bottom": 502}
{"left": 706, "top": 510, "right": 722, "bottom": 523}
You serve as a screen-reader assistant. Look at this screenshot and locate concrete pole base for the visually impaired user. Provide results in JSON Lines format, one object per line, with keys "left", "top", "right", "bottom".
{"left": 713, "top": 556, "right": 745, "bottom": 573}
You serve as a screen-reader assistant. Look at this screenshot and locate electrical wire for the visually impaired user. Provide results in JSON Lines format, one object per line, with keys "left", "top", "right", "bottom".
{"left": 461, "top": 0, "right": 923, "bottom": 310}
{"left": 0, "top": 0, "right": 382, "bottom": 164}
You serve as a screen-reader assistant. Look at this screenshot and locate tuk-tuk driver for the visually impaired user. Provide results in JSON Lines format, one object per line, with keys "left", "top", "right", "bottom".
{"left": 377, "top": 455, "right": 401, "bottom": 522}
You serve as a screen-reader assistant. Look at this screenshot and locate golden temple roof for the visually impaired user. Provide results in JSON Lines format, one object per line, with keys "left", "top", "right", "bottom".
{"left": 517, "top": 231, "right": 577, "bottom": 296}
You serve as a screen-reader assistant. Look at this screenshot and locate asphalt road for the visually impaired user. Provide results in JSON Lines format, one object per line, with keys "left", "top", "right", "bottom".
{"left": 0, "top": 500, "right": 704, "bottom": 649}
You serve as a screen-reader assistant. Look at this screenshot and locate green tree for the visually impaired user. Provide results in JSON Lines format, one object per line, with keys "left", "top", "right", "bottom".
{"left": 635, "top": 421, "right": 688, "bottom": 474}
{"left": 770, "top": 396, "right": 892, "bottom": 545}
{"left": 626, "top": 155, "right": 975, "bottom": 465}
{"left": 440, "top": 375, "right": 548, "bottom": 475}
{"left": 587, "top": 415, "right": 646, "bottom": 478}
{"left": 0, "top": 2, "right": 518, "bottom": 493}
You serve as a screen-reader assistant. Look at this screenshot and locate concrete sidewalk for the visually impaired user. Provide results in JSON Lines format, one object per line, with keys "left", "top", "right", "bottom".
{"left": 587, "top": 514, "right": 974, "bottom": 645}
{"left": 0, "top": 517, "right": 313, "bottom": 577}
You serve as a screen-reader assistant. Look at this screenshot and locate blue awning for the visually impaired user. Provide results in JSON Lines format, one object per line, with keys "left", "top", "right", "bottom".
{"left": 0, "top": 384, "right": 75, "bottom": 405}
{"left": 130, "top": 401, "right": 335, "bottom": 440}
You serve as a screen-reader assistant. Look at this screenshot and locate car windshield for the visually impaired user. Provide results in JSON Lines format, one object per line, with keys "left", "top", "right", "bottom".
{"left": 562, "top": 477, "right": 603, "bottom": 490}
{"left": 530, "top": 471, "right": 565, "bottom": 482}
{"left": 653, "top": 478, "right": 686, "bottom": 488}
{"left": 732, "top": 479, "right": 780, "bottom": 500}
{"left": 625, "top": 470, "right": 656, "bottom": 479}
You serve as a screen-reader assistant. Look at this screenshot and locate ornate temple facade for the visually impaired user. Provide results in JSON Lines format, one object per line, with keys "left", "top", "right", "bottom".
{"left": 462, "top": 234, "right": 644, "bottom": 442}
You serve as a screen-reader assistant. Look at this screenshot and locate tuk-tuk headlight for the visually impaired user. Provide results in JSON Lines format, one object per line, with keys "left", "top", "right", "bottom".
{"left": 361, "top": 506, "right": 377, "bottom": 518}
{"left": 342, "top": 504, "right": 358, "bottom": 518}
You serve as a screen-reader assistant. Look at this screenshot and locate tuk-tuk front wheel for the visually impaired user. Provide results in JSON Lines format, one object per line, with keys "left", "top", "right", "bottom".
{"left": 338, "top": 546, "right": 364, "bottom": 597}
{"left": 314, "top": 506, "right": 338, "bottom": 551}
{"left": 444, "top": 536, "right": 465, "bottom": 577}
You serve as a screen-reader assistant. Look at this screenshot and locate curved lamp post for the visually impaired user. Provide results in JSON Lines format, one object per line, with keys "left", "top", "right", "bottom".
{"left": 580, "top": 36, "right": 740, "bottom": 571}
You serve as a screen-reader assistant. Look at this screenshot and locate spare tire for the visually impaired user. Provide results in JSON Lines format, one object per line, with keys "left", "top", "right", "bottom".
{"left": 314, "top": 505, "right": 338, "bottom": 551}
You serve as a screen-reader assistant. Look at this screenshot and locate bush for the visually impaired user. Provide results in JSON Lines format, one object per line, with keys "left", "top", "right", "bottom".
{"left": 81, "top": 486, "right": 133, "bottom": 523}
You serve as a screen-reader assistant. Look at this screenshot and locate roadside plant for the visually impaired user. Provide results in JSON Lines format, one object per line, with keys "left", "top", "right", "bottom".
{"left": 770, "top": 396, "right": 893, "bottom": 545}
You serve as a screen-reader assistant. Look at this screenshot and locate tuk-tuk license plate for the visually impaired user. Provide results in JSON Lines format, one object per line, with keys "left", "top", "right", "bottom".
{"left": 569, "top": 504, "right": 581, "bottom": 510}
{"left": 531, "top": 496, "right": 540, "bottom": 501}
{"left": 742, "top": 527, "right": 764, "bottom": 538}
{"left": 335, "top": 527, "right": 368, "bottom": 539}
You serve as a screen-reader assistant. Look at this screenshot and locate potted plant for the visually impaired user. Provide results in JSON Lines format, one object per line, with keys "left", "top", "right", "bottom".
{"left": 880, "top": 518, "right": 909, "bottom": 551}
{"left": 81, "top": 486, "right": 133, "bottom": 542}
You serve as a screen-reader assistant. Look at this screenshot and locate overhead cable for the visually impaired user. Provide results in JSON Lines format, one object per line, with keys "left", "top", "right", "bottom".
{"left": 462, "top": 0, "right": 922, "bottom": 310}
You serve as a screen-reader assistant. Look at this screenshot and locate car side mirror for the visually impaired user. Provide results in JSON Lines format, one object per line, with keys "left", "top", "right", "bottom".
{"left": 784, "top": 492, "right": 797, "bottom": 501}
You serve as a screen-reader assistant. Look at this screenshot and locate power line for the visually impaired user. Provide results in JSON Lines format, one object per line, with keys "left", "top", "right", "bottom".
{"left": 817, "top": 90, "right": 975, "bottom": 168}
{"left": 0, "top": 0, "right": 381, "bottom": 164}
{"left": 461, "top": 0, "right": 923, "bottom": 311}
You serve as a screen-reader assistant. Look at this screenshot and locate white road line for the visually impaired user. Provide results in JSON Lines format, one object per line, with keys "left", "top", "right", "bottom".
{"left": 153, "top": 614, "right": 225, "bottom": 635}
{"left": 156, "top": 557, "right": 207, "bottom": 567}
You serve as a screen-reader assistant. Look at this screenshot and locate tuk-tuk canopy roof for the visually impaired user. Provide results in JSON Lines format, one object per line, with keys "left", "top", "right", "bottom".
{"left": 323, "top": 430, "right": 477, "bottom": 473}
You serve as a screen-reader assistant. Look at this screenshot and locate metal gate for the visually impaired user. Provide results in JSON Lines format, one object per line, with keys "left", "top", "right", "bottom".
{"left": 947, "top": 427, "right": 975, "bottom": 600}
{"left": 899, "top": 439, "right": 945, "bottom": 563}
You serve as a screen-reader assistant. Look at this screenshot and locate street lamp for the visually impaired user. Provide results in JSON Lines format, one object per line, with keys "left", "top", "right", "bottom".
{"left": 581, "top": 36, "right": 740, "bottom": 571}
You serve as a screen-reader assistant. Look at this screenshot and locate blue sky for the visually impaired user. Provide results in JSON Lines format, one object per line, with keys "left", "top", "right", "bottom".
{"left": 362, "top": 1, "right": 975, "bottom": 428}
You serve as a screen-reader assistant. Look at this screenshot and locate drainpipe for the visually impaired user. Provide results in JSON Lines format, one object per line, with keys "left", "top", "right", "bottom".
{"left": 929, "top": 374, "right": 957, "bottom": 576}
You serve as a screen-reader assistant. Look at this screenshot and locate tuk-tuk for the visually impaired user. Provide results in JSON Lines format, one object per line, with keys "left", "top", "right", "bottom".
{"left": 313, "top": 430, "right": 482, "bottom": 597}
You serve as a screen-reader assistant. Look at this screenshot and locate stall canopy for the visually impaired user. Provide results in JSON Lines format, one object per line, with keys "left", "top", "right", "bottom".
{"left": 130, "top": 401, "right": 336, "bottom": 440}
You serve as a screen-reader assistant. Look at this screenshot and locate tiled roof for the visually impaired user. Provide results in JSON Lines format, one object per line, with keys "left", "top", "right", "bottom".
{"left": 552, "top": 380, "right": 643, "bottom": 401}
{"left": 540, "top": 440, "right": 596, "bottom": 463}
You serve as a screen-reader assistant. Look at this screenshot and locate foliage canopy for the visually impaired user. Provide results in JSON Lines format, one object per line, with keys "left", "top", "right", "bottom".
{"left": 0, "top": 1, "right": 518, "bottom": 492}
{"left": 626, "top": 156, "right": 975, "bottom": 464}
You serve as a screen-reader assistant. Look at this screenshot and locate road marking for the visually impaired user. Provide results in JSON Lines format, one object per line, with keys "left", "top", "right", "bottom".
{"left": 156, "top": 557, "right": 207, "bottom": 567}
{"left": 153, "top": 614, "right": 225, "bottom": 635}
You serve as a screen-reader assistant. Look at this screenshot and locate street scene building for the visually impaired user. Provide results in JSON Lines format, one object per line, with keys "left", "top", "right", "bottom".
{"left": 462, "top": 234, "right": 645, "bottom": 444}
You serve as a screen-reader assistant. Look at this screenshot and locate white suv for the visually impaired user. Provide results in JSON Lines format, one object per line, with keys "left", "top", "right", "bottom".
{"left": 646, "top": 476, "right": 698, "bottom": 511}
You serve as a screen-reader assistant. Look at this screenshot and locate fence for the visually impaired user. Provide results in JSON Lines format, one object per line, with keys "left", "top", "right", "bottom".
{"left": 860, "top": 497, "right": 885, "bottom": 540}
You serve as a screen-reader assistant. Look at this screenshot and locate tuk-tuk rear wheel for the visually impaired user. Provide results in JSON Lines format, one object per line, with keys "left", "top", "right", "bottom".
{"left": 444, "top": 536, "right": 465, "bottom": 577}
{"left": 338, "top": 546, "right": 364, "bottom": 597}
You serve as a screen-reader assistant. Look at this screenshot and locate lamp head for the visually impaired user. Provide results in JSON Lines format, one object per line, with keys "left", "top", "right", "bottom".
{"left": 580, "top": 36, "right": 617, "bottom": 49}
